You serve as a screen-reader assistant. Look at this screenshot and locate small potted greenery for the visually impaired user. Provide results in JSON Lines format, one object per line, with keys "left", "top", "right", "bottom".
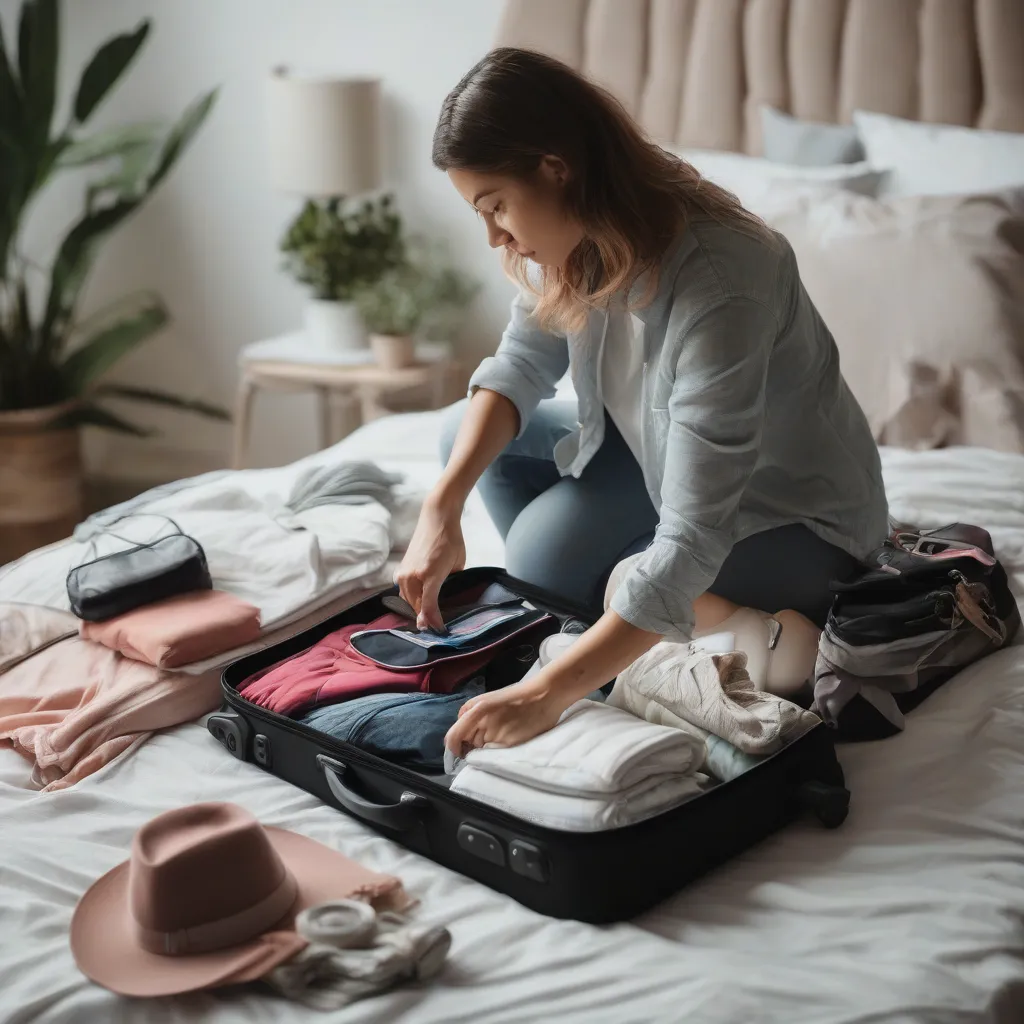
{"left": 354, "top": 255, "right": 478, "bottom": 370}
{"left": 279, "top": 194, "right": 405, "bottom": 350}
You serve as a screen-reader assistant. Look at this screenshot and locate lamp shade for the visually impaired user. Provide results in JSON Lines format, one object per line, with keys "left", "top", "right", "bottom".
{"left": 267, "top": 69, "right": 381, "bottom": 197}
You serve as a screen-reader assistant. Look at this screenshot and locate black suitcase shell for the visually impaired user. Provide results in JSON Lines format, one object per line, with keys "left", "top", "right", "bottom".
{"left": 210, "top": 567, "right": 849, "bottom": 923}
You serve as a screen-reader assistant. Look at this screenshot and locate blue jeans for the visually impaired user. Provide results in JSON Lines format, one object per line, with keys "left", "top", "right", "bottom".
{"left": 299, "top": 680, "right": 485, "bottom": 771}
{"left": 440, "top": 398, "right": 859, "bottom": 626}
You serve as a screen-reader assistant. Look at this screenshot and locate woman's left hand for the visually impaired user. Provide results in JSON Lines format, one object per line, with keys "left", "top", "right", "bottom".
{"left": 444, "top": 674, "right": 567, "bottom": 756}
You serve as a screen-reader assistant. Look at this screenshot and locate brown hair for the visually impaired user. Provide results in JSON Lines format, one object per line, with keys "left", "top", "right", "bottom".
{"left": 433, "top": 47, "right": 772, "bottom": 332}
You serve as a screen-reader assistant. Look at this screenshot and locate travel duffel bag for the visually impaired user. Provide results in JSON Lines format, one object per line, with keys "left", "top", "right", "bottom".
{"left": 208, "top": 567, "right": 850, "bottom": 923}
{"left": 813, "top": 522, "right": 1021, "bottom": 741}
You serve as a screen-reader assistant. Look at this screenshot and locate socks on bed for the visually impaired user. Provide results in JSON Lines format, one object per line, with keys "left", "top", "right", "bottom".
{"left": 263, "top": 900, "right": 451, "bottom": 1010}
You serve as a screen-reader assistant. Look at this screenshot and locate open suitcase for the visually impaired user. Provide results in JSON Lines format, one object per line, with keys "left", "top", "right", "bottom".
{"left": 209, "top": 567, "right": 850, "bottom": 923}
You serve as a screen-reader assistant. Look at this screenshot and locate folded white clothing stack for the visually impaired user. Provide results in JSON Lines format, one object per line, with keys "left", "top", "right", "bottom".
{"left": 449, "top": 700, "right": 705, "bottom": 832}
{"left": 608, "top": 645, "right": 820, "bottom": 756}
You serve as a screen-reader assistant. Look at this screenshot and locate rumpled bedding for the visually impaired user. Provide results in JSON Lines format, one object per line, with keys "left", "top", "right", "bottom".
{"left": 0, "top": 451, "right": 422, "bottom": 790}
{"left": 0, "top": 454, "right": 421, "bottom": 637}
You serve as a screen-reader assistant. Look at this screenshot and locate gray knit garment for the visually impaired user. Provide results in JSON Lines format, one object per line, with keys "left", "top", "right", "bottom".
{"left": 287, "top": 461, "right": 404, "bottom": 513}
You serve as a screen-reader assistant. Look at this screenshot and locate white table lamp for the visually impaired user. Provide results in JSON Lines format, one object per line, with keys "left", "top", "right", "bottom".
{"left": 267, "top": 68, "right": 384, "bottom": 351}
{"left": 266, "top": 68, "right": 381, "bottom": 198}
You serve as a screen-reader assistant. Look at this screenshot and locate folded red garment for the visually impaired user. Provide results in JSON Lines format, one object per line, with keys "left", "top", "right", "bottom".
{"left": 79, "top": 589, "right": 262, "bottom": 669}
{"left": 238, "top": 612, "right": 493, "bottom": 717}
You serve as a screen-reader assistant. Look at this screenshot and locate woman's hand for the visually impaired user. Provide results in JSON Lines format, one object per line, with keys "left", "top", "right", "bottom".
{"left": 444, "top": 673, "right": 568, "bottom": 757}
{"left": 396, "top": 495, "right": 466, "bottom": 630}
{"left": 445, "top": 610, "right": 663, "bottom": 756}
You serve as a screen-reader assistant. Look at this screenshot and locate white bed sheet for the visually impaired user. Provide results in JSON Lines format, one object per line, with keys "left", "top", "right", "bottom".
{"left": 3, "top": 409, "right": 1024, "bottom": 1024}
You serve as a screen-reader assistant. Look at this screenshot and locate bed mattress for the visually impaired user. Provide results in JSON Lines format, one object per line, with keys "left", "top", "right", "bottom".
{"left": 2, "top": 408, "right": 1024, "bottom": 1024}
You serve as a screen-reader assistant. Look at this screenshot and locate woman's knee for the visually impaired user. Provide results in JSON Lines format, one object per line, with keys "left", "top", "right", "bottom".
{"left": 438, "top": 398, "right": 470, "bottom": 466}
{"left": 503, "top": 486, "right": 608, "bottom": 611}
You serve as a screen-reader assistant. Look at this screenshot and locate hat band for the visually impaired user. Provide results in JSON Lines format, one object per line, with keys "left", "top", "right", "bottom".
{"left": 134, "top": 870, "right": 299, "bottom": 957}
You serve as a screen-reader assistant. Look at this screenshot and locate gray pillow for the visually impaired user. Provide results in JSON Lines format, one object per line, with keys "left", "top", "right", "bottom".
{"left": 760, "top": 106, "right": 865, "bottom": 166}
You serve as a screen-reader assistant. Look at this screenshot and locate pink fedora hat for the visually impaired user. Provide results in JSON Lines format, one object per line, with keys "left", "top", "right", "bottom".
{"left": 70, "top": 802, "right": 408, "bottom": 997}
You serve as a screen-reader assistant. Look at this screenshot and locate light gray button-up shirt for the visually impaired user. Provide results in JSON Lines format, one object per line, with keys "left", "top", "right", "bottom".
{"left": 468, "top": 216, "right": 889, "bottom": 641}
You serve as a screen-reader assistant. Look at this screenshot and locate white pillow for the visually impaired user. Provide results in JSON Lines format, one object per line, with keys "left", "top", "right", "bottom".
{"left": 758, "top": 187, "right": 1024, "bottom": 452}
{"left": 853, "top": 111, "right": 1024, "bottom": 197}
{"left": 760, "top": 106, "right": 865, "bottom": 166}
{"left": 675, "top": 147, "right": 884, "bottom": 217}
{"left": 672, "top": 148, "right": 887, "bottom": 217}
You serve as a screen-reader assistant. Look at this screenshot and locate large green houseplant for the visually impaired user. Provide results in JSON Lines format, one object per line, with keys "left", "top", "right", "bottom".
{"left": 0, "top": 0, "right": 223, "bottom": 554}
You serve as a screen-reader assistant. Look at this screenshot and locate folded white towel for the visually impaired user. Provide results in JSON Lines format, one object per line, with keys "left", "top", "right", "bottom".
{"left": 609, "top": 646, "right": 820, "bottom": 756}
{"left": 462, "top": 699, "right": 704, "bottom": 798}
{"left": 450, "top": 764, "right": 704, "bottom": 832}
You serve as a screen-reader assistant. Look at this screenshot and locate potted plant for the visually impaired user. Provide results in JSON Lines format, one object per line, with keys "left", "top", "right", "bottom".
{"left": 354, "top": 254, "right": 478, "bottom": 370}
{"left": 0, "top": 0, "right": 226, "bottom": 556}
{"left": 279, "top": 194, "right": 405, "bottom": 351}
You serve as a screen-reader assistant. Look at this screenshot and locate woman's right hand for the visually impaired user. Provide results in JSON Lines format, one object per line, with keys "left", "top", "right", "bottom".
{"left": 395, "top": 494, "right": 466, "bottom": 631}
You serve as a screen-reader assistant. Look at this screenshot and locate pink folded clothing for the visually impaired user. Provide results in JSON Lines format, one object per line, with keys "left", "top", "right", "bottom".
{"left": 79, "top": 589, "right": 262, "bottom": 669}
{"left": 0, "top": 630, "right": 222, "bottom": 792}
{"left": 0, "top": 590, "right": 380, "bottom": 791}
{"left": 239, "top": 612, "right": 494, "bottom": 718}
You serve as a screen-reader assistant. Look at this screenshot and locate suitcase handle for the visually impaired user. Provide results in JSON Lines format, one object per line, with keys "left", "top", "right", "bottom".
{"left": 317, "top": 754, "right": 428, "bottom": 831}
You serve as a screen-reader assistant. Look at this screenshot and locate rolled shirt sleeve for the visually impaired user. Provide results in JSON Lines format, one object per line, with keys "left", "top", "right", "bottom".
{"left": 467, "top": 289, "right": 569, "bottom": 438}
{"left": 610, "top": 297, "right": 777, "bottom": 641}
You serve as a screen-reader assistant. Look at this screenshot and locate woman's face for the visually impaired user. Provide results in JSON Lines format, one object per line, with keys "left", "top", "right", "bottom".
{"left": 448, "top": 158, "right": 584, "bottom": 268}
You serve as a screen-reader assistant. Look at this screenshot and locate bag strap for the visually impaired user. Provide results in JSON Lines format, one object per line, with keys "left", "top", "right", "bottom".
{"left": 953, "top": 578, "right": 1007, "bottom": 643}
{"left": 81, "top": 512, "right": 184, "bottom": 561}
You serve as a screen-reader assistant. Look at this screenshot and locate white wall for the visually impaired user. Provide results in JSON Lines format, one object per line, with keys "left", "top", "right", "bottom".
{"left": 1, "top": 0, "right": 511, "bottom": 473}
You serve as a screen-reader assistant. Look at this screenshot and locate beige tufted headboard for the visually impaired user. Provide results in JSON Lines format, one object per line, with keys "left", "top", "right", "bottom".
{"left": 495, "top": 0, "right": 1024, "bottom": 155}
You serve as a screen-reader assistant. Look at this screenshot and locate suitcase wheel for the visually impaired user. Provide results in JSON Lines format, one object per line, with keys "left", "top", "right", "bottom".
{"left": 207, "top": 710, "right": 250, "bottom": 761}
{"left": 798, "top": 780, "right": 850, "bottom": 829}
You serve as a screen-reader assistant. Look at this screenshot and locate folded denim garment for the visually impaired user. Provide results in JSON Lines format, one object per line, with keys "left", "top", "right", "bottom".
{"left": 298, "top": 679, "right": 485, "bottom": 771}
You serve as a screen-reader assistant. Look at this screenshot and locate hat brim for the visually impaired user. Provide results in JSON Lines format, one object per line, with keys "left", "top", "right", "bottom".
{"left": 71, "top": 826, "right": 406, "bottom": 998}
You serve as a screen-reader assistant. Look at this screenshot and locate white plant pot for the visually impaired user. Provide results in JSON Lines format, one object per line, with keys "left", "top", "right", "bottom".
{"left": 304, "top": 299, "right": 367, "bottom": 351}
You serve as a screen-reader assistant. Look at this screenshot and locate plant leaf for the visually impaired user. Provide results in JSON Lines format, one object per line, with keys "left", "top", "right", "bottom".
{"left": 40, "top": 197, "right": 141, "bottom": 346}
{"left": 0, "top": 19, "right": 24, "bottom": 274}
{"left": 0, "top": 15, "right": 22, "bottom": 142}
{"left": 73, "top": 21, "right": 149, "bottom": 124}
{"left": 17, "top": 0, "right": 57, "bottom": 146}
{"left": 146, "top": 88, "right": 218, "bottom": 190}
{"left": 60, "top": 301, "right": 168, "bottom": 394}
{"left": 58, "top": 120, "right": 162, "bottom": 168}
{"left": 56, "top": 401, "right": 152, "bottom": 436}
{"left": 84, "top": 139, "right": 160, "bottom": 211}
{"left": 95, "top": 383, "right": 231, "bottom": 421}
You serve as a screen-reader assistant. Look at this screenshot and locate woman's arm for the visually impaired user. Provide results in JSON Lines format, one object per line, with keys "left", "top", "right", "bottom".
{"left": 398, "top": 289, "right": 569, "bottom": 630}
{"left": 434, "top": 387, "right": 519, "bottom": 510}
{"left": 398, "top": 388, "right": 518, "bottom": 630}
{"left": 445, "top": 609, "right": 661, "bottom": 755}
{"left": 445, "top": 297, "right": 777, "bottom": 754}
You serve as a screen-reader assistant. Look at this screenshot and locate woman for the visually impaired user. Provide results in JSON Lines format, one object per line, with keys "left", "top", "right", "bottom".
{"left": 398, "top": 48, "right": 888, "bottom": 756}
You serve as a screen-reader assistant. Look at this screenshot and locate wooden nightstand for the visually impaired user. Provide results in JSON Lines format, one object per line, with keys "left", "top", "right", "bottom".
{"left": 233, "top": 333, "right": 462, "bottom": 468}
